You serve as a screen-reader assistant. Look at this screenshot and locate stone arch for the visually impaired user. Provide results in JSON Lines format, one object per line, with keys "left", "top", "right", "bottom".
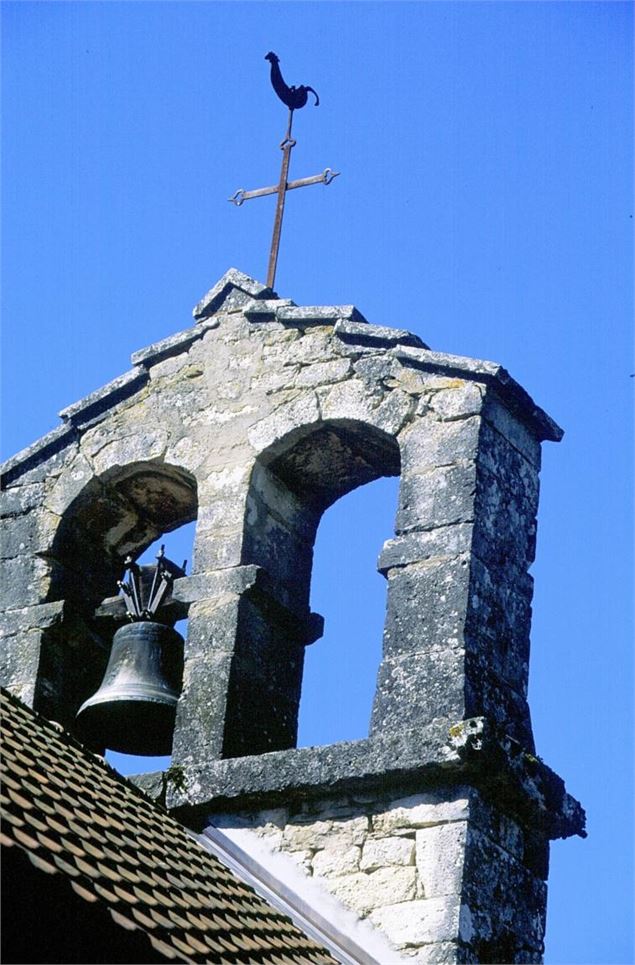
{"left": 48, "top": 460, "right": 198, "bottom": 604}
{"left": 220, "top": 419, "right": 401, "bottom": 758}
{"left": 34, "top": 460, "right": 198, "bottom": 732}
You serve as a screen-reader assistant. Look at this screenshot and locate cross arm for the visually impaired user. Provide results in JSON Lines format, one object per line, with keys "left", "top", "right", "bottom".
{"left": 229, "top": 168, "right": 340, "bottom": 206}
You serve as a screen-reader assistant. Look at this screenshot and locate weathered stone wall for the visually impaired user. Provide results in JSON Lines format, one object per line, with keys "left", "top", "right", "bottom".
{"left": 1, "top": 269, "right": 560, "bottom": 759}
{"left": 1, "top": 269, "right": 584, "bottom": 960}
{"left": 210, "top": 785, "right": 549, "bottom": 964}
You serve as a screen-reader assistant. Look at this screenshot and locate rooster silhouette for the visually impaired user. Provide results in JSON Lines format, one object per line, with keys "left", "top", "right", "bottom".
{"left": 265, "top": 52, "right": 319, "bottom": 110}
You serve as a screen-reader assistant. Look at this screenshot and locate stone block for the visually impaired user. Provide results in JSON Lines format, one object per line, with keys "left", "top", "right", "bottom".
{"left": 312, "top": 845, "right": 361, "bottom": 877}
{"left": 465, "top": 793, "right": 525, "bottom": 861}
{"left": 464, "top": 578, "right": 532, "bottom": 695}
{"left": 0, "top": 483, "right": 46, "bottom": 517}
{"left": 197, "top": 496, "right": 244, "bottom": 535}
{"left": 251, "top": 363, "right": 301, "bottom": 395}
{"left": 171, "top": 649, "right": 235, "bottom": 764}
{"left": 523, "top": 832, "right": 550, "bottom": 880}
{"left": 320, "top": 872, "right": 375, "bottom": 916}
{"left": 184, "top": 598, "right": 240, "bottom": 656}
{"left": 171, "top": 567, "right": 259, "bottom": 607}
{"left": 369, "top": 895, "right": 461, "bottom": 946}
{"left": 0, "top": 554, "right": 52, "bottom": 609}
{"left": 1, "top": 425, "right": 77, "bottom": 488}
{"left": 397, "top": 463, "right": 477, "bottom": 534}
{"left": 353, "top": 355, "right": 400, "bottom": 384}
{"left": 295, "top": 359, "right": 351, "bottom": 388}
{"left": 416, "top": 822, "right": 467, "bottom": 897}
{"left": 371, "top": 648, "right": 466, "bottom": 733}
{"left": 164, "top": 435, "right": 208, "bottom": 473}
{"left": 360, "top": 836, "right": 415, "bottom": 870}
{"left": 193, "top": 268, "right": 273, "bottom": 319}
{"left": 477, "top": 422, "right": 539, "bottom": 500}
{"left": 282, "top": 819, "right": 333, "bottom": 852}
{"left": 192, "top": 530, "right": 243, "bottom": 572}
{"left": 131, "top": 324, "right": 204, "bottom": 367}
{"left": 282, "top": 815, "right": 369, "bottom": 852}
{"left": 317, "top": 378, "right": 380, "bottom": 423}
{"left": 382, "top": 556, "right": 471, "bottom": 656}
{"left": 473, "top": 467, "right": 538, "bottom": 573}
{"left": 221, "top": 612, "right": 305, "bottom": 756}
{"left": 239, "top": 510, "right": 313, "bottom": 606}
{"left": 372, "top": 795, "right": 470, "bottom": 835}
{"left": 429, "top": 382, "right": 484, "bottom": 421}
{"left": 265, "top": 329, "right": 328, "bottom": 366}
{"left": 463, "top": 653, "right": 533, "bottom": 748}
{"left": 248, "top": 462, "right": 318, "bottom": 540}
{"left": 0, "top": 513, "right": 41, "bottom": 561}
{"left": 43, "top": 453, "right": 94, "bottom": 516}
{"left": 399, "top": 417, "right": 481, "bottom": 476}
{"left": 0, "top": 629, "right": 42, "bottom": 699}
{"left": 89, "top": 428, "right": 169, "bottom": 478}
{"left": 247, "top": 392, "right": 321, "bottom": 453}
{"left": 276, "top": 304, "right": 364, "bottom": 325}
{"left": 375, "top": 389, "right": 416, "bottom": 436}
{"left": 462, "top": 827, "right": 547, "bottom": 949}
{"left": 482, "top": 395, "right": 542, "bottom": 468}
{"left": 378, "top": 525, "right": 473, "bottom": 573}
{"left": 327, "top": 866, "right": 417, "bottom": 917}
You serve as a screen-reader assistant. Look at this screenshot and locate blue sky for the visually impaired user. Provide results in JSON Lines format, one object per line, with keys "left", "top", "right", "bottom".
{"left": 2, "top": 3, "right": 633, "bottom": 963}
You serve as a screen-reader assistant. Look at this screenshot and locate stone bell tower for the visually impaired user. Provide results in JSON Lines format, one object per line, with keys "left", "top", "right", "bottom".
{"left": 0, "top": 268, "right": 584, "bottom": 963}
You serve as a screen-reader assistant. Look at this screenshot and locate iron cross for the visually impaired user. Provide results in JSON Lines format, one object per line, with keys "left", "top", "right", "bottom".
{"left": 229, "top": 52, "right": 339, "bottom": 290}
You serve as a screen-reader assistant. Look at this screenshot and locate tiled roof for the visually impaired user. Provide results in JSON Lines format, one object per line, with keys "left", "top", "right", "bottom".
{"left": 0, "top": 688, "right": 336, "bottom": 964}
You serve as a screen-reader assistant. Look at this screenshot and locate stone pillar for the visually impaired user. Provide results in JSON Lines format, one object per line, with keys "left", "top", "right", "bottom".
{"left": 372, "top": 382, "right": 540, "bottom": 749}
{"left": 170, "top": 566, "right": 323, "bottom": 764}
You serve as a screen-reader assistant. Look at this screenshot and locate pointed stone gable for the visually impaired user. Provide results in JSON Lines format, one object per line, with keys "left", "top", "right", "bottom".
{"left": 193, "top": 267, "right": 275, "bottom": 320}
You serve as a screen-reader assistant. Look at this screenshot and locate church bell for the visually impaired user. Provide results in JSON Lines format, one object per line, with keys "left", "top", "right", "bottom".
{"left": 76, "top": 621, "right": 184, "bottom": 756}
{"left": 76, "top": 549, "right": 186, "bottom": 756}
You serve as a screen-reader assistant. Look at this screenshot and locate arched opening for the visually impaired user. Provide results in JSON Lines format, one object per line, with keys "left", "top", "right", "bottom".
{"left": 297, "top": 475, "right": 400, "bottom": 747}
{"left": 35, "top": 461, "right": 198, "bottom": 745}
{"left": 225, "top": 419, "right": 401, "bottom": 758}
{"left": 46, "top": 461, "right": 198, "bottom": 605}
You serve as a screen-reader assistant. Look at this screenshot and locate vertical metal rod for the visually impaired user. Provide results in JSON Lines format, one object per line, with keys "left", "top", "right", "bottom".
{"left": 267, "top": 109, "right": 295, "bottom": 290}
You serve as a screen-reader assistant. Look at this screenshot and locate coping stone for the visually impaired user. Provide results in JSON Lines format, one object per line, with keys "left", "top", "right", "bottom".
{"left": 245, "top": 303, "right": 367, "bottom": 325}
{"left": 193, "top": 268, "right": 275, "bottom": 320}
{"left": 335, "top": 319, "right": 428, "bottom": 350}
{"left": 167, "top": 717, "right": 585, "bottom": 844}
{"left": 58, "top": 367, "right": 149, "bottom": 426}
{"left": 1, "top": 424, "right": 77, "bottom": 486}
{"left": 131, "top": 323, "right": 210, "bottom": 368}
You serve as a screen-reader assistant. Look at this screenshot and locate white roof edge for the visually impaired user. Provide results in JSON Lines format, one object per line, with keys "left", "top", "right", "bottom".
{"left": 198, "top": 824, "right": 408, "bottom": 965}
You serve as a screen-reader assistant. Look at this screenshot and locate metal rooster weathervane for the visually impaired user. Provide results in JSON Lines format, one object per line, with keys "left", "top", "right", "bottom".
{"left": 229, "top": 52, "right": 340, "bottom": 289}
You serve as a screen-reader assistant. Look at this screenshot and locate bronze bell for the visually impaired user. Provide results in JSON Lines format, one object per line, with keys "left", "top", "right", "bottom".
{"left": 76, "top": 620, "right": 184, "bottom": 756}
{"left": 76, "top": 549, "right": 187, "bottom": 756}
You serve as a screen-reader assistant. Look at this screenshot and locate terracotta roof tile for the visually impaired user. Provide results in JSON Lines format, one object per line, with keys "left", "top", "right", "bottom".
{"left": 1, "top": 688, "right": 336, "bottom": 964}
